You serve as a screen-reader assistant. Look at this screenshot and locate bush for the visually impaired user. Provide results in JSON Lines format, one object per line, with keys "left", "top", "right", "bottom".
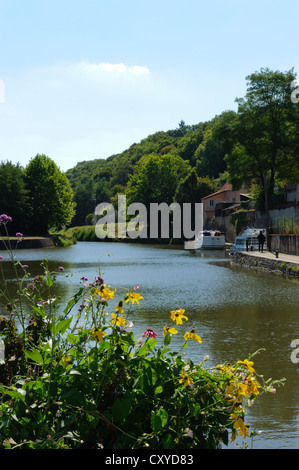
{"left": 0, "top": 214, "right": 284, "bottom": 449}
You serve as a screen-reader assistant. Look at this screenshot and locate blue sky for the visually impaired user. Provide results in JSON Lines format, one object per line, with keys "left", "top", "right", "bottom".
{"left": 0, "top": 0, "right": 298, "bottom": 171}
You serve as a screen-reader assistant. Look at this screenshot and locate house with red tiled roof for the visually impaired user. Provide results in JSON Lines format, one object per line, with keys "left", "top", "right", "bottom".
{"left": 201, "top": 182, "right": 250, "bottom": 229}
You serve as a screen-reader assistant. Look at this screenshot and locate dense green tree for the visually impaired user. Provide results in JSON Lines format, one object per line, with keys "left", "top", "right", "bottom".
{"left": 126, "top": 152, "right": 191, "bottom": 207}
{"left": 0, "top": 161, "right": 31, "bottom": 233}
{"left": 72, "top": 181, "right": 96, "bottom": 226}
{"left": 25, "top": 154, "right": 76, "bottom": 234}
{"left": 195, "top": 112, "right": 237, "bottom": 178}
{"left": 174, "top": 169, "right": 215, "bottom": 205}
{"left": 176, "top": 126, "right": 204, "bottom": 166}
{"left": 225, "top": 68, "right": 299, "bottom": 230}
{"left": 174, "top": 169, "right": 216, "bottom": 232}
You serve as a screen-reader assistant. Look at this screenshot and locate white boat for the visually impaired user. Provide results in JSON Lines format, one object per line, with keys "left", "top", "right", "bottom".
{"left": 185, "top": 230, "right": 226, "bottom": 250}
{"left": 230, "top": 228, "right": 266, "bottom": 254}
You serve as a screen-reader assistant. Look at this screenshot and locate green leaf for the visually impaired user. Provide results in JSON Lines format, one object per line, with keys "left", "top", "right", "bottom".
{"left": 24, "top": 349, "right": 44, "bottom": 365}
{"left": 155, "top": 385, "right": 163, "bottom": 395}
{"left": 111, "top": 398, "right": 132, "bottom": 422}
{"left": 31, "top": 305, "right": 46, "bottom": 317}
{"left": 163, "top": 332, "right": 171, "bottom": 347}
{"left": 0, "top": 387, "right": 27, "bottom": 402}
{"left": 162, "top": 433, "right": 174, "bottom": 449}
{"left": 136, "top": 338, "right": 157, "bottom": 357}
{"left": 63, "top": 298, "right": 76, "bottom": 315}
{"left": 45, "top": 275, "right": 54, "bottom": 288}
{"left": 54, "top": 317, "right": 72, "bottom": 336}
{"left": 151, "top": 408, "right": 168, "bottom": 433}
{"left": 67, "top": 333, "right": 79, "bottom": 344}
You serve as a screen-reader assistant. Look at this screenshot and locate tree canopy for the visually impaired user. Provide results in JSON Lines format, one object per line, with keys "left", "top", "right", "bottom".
{"left": 225, "top": 67, "right": 299, "bottom": 226}
{"left": 24, "top": 154, "right": 76, "bottom": 235}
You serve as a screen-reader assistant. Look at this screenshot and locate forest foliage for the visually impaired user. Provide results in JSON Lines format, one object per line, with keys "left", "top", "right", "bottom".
{"left": 65, "top": 115, "right": 233, "bottom": 227}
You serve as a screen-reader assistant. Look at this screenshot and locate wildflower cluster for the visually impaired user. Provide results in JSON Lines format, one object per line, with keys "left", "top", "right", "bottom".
{"left": 0, "top": 215, "right": 285, "bottom": 449}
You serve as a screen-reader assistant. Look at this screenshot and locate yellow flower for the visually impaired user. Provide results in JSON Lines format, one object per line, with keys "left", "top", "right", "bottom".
{"left": 125, "top": 292, "right": 143, "bottom": 305}
{"left": 101, "top": 287, "right": 115, "bottom": 301}
{"left": 184, "top": 328, "right": 202, "bottom": 343}
{"left": 245, "top": 376, "right": 260, "bottom": 396}
{"left": 115, "top": 300, "right": 124, "bottom": 314}
{"left": 111, "top": 312, "right": 126, "bottom": 327}
{"left": 230, "top": 413, "right": 250, "bottom": 439}
{"left": 163, "top": 325, "right": 178, "bottom": 336}
{"left": 237, "top": 359, "right": 255, "bottom": 374}
{"left": 92, "top": 328, "right": 106, "bottom": 342}
{"left": 61, "top": 355, "right": 72, "bottom": 367}
{"left": 179, "top": 372, "right": 194, "bottom": 387}
{"left": 170, "top": 308, "right": 188, "bottom": 325}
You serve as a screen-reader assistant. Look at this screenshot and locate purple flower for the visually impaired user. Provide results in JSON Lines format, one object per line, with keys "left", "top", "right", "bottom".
{"left": 94, "top": 275, "right": 104, "bottom": 286}
{"left": 0, "top": 214, "right": 12, "bottom": 224}
{"left": 16, "top": 232, "right": 23, "bottom": 237}
{"left": 58, "top": 266, "right": 64, "bottom": 271}
{"left": 22, "top": 265, "right": 29, "bottom": 269}
{"left": 0, "top": 256, "right": 3, "bottom": 260}
{"left": 142, "top": 328, "right": 158, "bottom": 339}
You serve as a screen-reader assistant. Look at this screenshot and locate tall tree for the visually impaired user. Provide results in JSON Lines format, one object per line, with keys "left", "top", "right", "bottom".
{"left": 195, "top": 111, "right": 237, "bottom": 178}
{"left": 25, "top": 154, "right": 76, "bottom": 234}
{"left": 126, "top": 152, "right": 191, "bottom": 207}
{"left": 0, "top": 160, "right": 31, "bottom": 233}
{"left": 225, "top": 67, "right": 299, "bottom": 232}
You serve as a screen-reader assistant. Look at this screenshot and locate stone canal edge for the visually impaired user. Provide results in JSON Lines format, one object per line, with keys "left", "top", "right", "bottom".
{"left": 231, "top": 251, "right": 299, "bottom": 279}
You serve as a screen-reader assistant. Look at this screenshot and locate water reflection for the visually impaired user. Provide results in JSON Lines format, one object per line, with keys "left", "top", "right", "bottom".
{"left": 1, "top": 241, "right": 299, "bottom": 448}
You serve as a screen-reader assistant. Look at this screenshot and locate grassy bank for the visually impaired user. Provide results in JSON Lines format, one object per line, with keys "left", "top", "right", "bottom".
{"left": 52, "top": 225, "right": 184, "bottom": 247}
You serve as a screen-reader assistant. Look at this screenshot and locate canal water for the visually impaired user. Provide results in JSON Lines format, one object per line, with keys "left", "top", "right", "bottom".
{"left": 1, "top": 240, "right": 299, "bottom": 449}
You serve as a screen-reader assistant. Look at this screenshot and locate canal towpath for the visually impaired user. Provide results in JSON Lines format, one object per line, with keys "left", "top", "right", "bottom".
{"left": 241, "top": 250, "right": 299, "bottom": 264}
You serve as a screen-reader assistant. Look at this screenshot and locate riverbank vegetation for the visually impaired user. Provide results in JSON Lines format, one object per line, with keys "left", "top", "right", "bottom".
{"left": 0, "top": 216, "right": 284, "bottom": 449}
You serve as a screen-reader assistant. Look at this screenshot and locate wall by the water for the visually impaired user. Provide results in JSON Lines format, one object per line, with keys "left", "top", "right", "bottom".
{"left": 231, "top": 251, "right": 299, "bottom": 279}
{"left": 0, "top": 237, "right": 55, "bottom": 250}
{"left": 269, "top": 235, "right": 299, "bottom": 255}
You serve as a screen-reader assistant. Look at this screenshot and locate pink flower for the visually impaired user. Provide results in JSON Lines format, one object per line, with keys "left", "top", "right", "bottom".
{"left": 142, "top": 328, "right": 157, "bottom": 339}
{"left": 184, "top": 428, "right": 194, "bottom": 438}
{"left": 0, "top": 214, "right": 12, "bottom": 224}
{"left": 59, "top": 266, "right": 64, "bottom": 271}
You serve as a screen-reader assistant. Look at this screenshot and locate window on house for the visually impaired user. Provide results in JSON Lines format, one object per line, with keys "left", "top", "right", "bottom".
{"left": 209, "top": 200, "right": 214, "bottom": 207}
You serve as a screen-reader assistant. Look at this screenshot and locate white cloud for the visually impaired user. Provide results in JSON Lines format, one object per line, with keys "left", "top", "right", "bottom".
{"left": 102, "top": 62, "right": 127, "bottom": 73}
{"left": 76, "top": 60, "right": 150, "bottom": 76}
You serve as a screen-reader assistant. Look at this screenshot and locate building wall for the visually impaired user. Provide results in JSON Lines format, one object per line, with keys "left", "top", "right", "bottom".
{"left": 269, "top": 235, "right": 299, "bottom": 255}
{"left": 202, "top": 188, "right": 246, "bottom": 226}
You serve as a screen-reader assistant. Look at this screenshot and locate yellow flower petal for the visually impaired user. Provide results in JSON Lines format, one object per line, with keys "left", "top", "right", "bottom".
{"left": 125, "top": 292, "right": 143, "bottom": 305}
{"left": 170, "top": 309, "right": 188, "bottom": 325}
